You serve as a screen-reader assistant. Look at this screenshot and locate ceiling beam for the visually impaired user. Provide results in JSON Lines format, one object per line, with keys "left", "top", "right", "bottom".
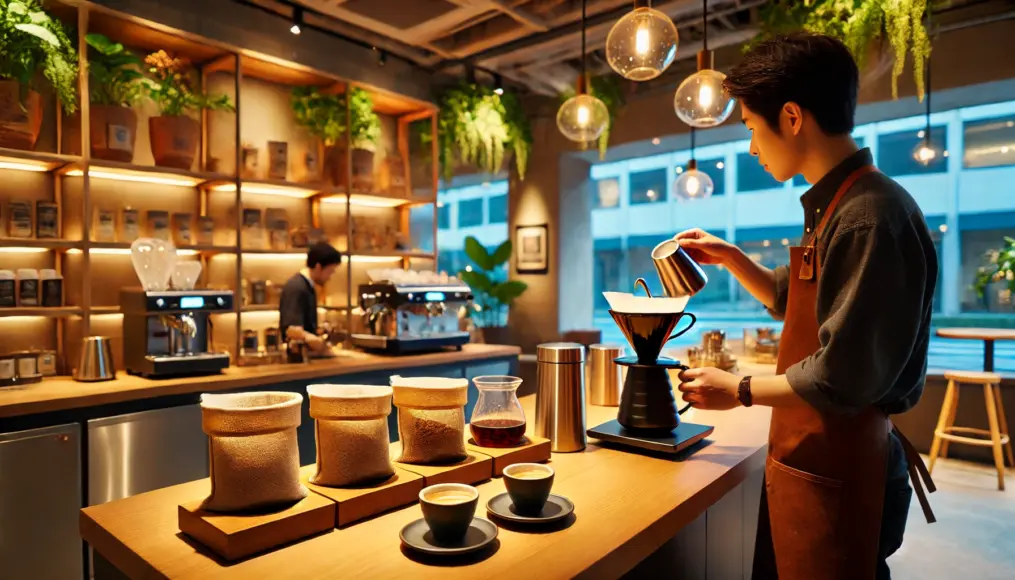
{"left": 484, "top": 0, "right": 550, "bottom": 31}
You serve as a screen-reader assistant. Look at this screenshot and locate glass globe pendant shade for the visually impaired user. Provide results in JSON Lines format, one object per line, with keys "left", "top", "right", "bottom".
{"left": 912, "top": 140, "right": 941, "bottom": 166}
{"left": 605, "top": 7, "right": 679, "bottom": 82}
{"left": 675, "top": 68, "right": 735, "bottom": 128}
{"left": 557, "top": 93, "right": 609, "bottom": 143}
{"left": 674, "top": 161, "right": 714, "bottom": 201}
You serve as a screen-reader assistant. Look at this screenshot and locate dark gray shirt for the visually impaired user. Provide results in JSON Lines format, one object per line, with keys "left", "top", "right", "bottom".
{"left": 279, "top": 273, "right": 318, "bottom": 334}
{"left": 768, "top": 148, "right": 938, "bottom": 416}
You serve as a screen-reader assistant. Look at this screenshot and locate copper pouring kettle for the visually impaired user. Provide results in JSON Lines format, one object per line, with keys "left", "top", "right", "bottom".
{"left": 651, "top": 238, "right": 708, "bottom": 297}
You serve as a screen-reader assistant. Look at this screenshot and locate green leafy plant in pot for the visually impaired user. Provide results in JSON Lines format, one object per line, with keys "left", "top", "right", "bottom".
{"left": 143, "top": 50, "right": 233, "bottom": 169}
{"left": 0, "top": 0, "right": 78, "bottom": 149}
{"left": 64, "top": 33, "right": 147, "bottom": 161}
{"left": 973, "top": 237, "right": 1015, "bottom": 309}
{"left": 457, "top": 236, "right": 527, "bottom": 344}
{"left": 291, "top": 86, "right": 381, "bottom": 189}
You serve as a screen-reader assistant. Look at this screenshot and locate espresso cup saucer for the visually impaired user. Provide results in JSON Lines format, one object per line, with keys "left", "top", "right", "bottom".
{"left": 486, "top": 493, "right": 574, "bottom": 524}
{"left": 399, "top": 517, "right": 498, "bottom": 556}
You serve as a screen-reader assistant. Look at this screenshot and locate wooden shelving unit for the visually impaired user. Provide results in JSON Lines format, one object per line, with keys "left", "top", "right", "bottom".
{"left": 0, "top": 1, "right": 439, "bottom": 372}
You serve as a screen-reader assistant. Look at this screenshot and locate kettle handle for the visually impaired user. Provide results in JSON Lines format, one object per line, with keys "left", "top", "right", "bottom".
{"left": 676, "top": 362, "right": 693, "bottom": 415}
{"left": 666, "top": 312, "right": 697, "bottom": 343}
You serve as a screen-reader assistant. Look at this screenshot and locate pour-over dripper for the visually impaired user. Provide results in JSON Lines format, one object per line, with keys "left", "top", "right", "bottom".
{"left": 609, "top": 310, "right": 696, "bottom": 364}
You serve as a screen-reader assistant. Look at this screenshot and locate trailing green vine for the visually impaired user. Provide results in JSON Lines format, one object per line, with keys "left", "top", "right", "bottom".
{"left": 756, "top": 0, "right": 932, "bottom": 101}
{"left": 560, "top": 75, "right": 626, "bottom": 159}
{"left": 436, "top": 83, "right": 532, "bottom": 181}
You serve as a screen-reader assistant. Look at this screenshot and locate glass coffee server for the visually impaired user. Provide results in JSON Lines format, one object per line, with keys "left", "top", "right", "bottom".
{"left": 469, "top": 376, "right": 526, "bottom": 447}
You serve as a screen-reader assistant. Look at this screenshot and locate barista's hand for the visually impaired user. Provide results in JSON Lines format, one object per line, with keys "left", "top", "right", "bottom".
{"left": 677, "top": 367, "right": 741, "bottom": 411}
{"left": 305, "top": 333, "right": 327, "bottom": 352}
{"left": 674, "top": 229, "right": 736, "bottom": 266}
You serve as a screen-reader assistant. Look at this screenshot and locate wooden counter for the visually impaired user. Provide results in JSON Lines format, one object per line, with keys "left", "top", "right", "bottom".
{"left": 80, "top": 396, "right": 771, "bottom": 580}
{"left": 0, "top": 344, "right": 520, "bottom": 419}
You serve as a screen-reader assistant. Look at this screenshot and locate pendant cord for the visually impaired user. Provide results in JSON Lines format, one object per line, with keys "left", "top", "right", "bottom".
{"left": 581, "top": 0, "right": 587, "bottom": 94}
{"left": 924, "top": 7, "right": 932, "bottom": 144}
{"left": 691, "top": 127, "right": 696, "bottom": 159}
{"left": 702, "top": 0, "right": 708, "bottom": 52}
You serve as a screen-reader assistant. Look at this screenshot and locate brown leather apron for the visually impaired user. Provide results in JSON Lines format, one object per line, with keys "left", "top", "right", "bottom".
{"left": 752, "top": 165, "right": 936, "bottom": 580}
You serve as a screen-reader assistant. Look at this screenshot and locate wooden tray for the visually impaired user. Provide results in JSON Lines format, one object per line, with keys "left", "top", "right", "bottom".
{"left": 390, "top": 441, "right": 493, "bottom": 486}
{"left": 300, "top": 465, "right": 423, "bottom": 527}
{"left": 178, "top": 492, "right": 335, "bottom": 561}
{"left": 466, "top": 435, "right": 552, "bottom": 476}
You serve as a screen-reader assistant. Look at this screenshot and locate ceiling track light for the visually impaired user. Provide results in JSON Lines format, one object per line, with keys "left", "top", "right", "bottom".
{"left": 556, "top": 0, "right": 609, "bottom": 143}
{"left": 290, "top": 5, "right": 303, "bottom": 35}
{"left": 675, "top": 127, "right": 714, "bottom": 200}
{"left": 606, "top": 0, "right": 679, "bottom": 82}
{"left": 493, "top": 73, "right": 504, "bottom": 96}
{"left": 674, "top": 0, "right": 735, "bottom": 128}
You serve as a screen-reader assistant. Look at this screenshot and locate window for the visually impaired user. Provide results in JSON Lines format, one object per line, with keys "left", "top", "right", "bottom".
{"left": 487, "top": 194, "right": 507, "bottom": 224}
{"left": 878, "top": 127, "right": 947, "bottom": 176}
{"left": 737, "top": 152, "right": 782, "bottom": 192}
{"left": 793, "top": 137, "right": 866, "bottom": 187}
{"left": 964, "top": 116, "right": 1015, "bottom": 169}
{"left": 593, "top": 239, "right": 623, "bottom": 310}
{"left": 630, "top": 168, "right": 667, "bottom": 204}
{"left": 959, "top": 217, "right": 1015, "bottom": 312}
{"left": 437, "top": 202, "right": 450, "bottom": 230}
{"left": 678, "top": 157, "right": 726, "bottom": 195}
{"left": 594, "top": 177, "right": 621, "bottom": 208}
{"left": 457, "top": 198, "right": 484, "bottom": 228}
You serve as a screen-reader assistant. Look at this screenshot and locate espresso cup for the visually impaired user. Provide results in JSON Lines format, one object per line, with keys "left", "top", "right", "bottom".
{"left": 419, "top": 483, "right": 479, "bottom": 543}
{"left": 503, "top": 463, "right": 554, "bottom": 515}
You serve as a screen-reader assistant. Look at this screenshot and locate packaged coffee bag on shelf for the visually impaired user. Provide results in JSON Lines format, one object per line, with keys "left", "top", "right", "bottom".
{"left": 200, "top": 392, "right": 308, "bottom": 512}
{"left": 308, "top": 385, "right": 395, "bottom": 487}
{"left": 390, "top": 376, "right": 469, "bottom": 464}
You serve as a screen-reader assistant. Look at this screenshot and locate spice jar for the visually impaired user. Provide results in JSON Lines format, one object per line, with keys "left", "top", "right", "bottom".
{"left": 242, "top": 329, "right": 259, "bottom": 353}
{"left": 17, "top": 268, "right": 39, "bottom": 306}
{"left": 0, "top": 270, "right": 15, "bottom": 307}
{"left": 40, "top": 269, "right": 63, "bottom": 307}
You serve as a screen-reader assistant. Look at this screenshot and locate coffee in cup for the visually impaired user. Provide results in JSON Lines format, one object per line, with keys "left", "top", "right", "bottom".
{"left": 419, "top": 483, "right": 479, "bottom": 542}
{"left": 503, "top": 463, "right": 554, "bottom": 515}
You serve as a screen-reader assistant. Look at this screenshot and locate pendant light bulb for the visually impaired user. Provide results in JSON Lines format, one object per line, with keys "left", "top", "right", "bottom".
{"left": 606, "top": 7, "right": 679, "bottom": 81}
{"left": 558, "top": 94, "right": 609, "bottom": 142}
{"left": 912, "top": 141, "right": 941, "bottom": 166}
{"left": 675, "top": 166, "right": 714, "bottom": 200}
{"left": 290, "top": 6, "right": 303, "bottom": 35}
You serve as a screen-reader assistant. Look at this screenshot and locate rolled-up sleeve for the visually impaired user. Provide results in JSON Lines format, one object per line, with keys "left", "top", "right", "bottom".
{"left": 785, "top": 224, "right": 929, "bottom": 415}
{"left": 767, "top": 264, "right": 791, "bottom": 321}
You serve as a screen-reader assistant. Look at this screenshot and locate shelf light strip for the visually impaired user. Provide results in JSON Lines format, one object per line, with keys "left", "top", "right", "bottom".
{"left": 211, "top": 183, "right": 315, "bottom": 198}
{"left": 63, "top": 169, "right": 203, "bottom": 187}
{"left": 322, "top": 195, "right": 407, "bottom": 208}
{"left": 348, "top": 255, "right": 405, "bottom": 263}
{"left": 0, "top": 160, "right": 52, "bottom": 172}
{"left": 0, "top": 246, "right": 50, "bottom": 253}
{"left": 67, "top": 248, "right": 200, "bottom": 256}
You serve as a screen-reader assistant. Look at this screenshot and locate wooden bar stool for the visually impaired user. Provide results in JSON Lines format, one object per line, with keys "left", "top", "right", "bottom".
{"left": 928, "top": 370, "right": 1014, "bottom": 490}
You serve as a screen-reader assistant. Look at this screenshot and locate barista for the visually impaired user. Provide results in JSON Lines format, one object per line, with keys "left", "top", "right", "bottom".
{"left": 674, "top": 34, "right": 937, "bottom": 580}
{"left": 279, "top": 242, "right": 342, "bottom": 353}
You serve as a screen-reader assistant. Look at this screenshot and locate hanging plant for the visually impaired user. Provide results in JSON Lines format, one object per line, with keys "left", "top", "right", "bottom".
{"left": 559, "top": 74, "right": 626, "bottom": 159}
{"left": 755, "top": 0, "right": 932, "bottom": 101}
{"left": 436, "top": 83, "right": 532, "bottom": 181}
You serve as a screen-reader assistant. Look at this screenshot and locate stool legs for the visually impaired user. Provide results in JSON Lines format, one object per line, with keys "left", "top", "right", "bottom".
{"left": 929, "top": 379, "right": 958, "bottom": 475}
{"left": 991, "top": 385, "right": 1015, "bottom": 468}
{"left": 982, "top": 382, "right": 1006, "bottom": 491}
{"left": 941, "top": 385, "right": 961, "bottom": 459}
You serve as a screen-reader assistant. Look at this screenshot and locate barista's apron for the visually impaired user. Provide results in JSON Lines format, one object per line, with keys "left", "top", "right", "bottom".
{"left": 752, "top": 165, "right": 936, "bottom": 580}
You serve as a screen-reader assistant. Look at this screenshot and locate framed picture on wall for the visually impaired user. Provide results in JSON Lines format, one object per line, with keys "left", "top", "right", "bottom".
{"left": 515, "top": 224, "right": 549, "bottom": 274}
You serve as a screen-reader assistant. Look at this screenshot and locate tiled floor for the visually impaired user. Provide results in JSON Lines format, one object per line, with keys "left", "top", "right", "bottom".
{"left": 889, "top": 457, "right": 1015, "bottom": 580}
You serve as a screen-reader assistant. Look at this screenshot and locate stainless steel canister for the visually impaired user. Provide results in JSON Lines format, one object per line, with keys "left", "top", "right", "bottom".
{"left": 535, "top": 342, "right": 587, "bottom": 452}
{"left": 587, "top": 344, "right": 625, "bottom": 407}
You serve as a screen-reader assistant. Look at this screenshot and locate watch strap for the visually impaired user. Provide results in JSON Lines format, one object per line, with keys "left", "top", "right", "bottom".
{"left": 738, "top": 376, "right": 753, "bottom": 407}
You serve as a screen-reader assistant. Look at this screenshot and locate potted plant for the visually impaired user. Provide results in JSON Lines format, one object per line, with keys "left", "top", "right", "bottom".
{"left": 974, "top": 237, "right": 1015, "bottom": 309}
{"left": 436, "top": 83, "right": 531, "bottom": 181}
{"left": 347, "top": 87, "right": 381, "bottom": 191}
{"left": 291, "top": 86, "right": 343, "bottom": 184}
{"left": 457, "top": 236, "right": 527, "bottom": 345}
{"left": 0, "top": 0, "right": 77, "bottom": 149}
{"left": 143, "top": 50, "right": 233, "bottom": 169}
{"left": 65, "top": 33, "right": 146, "bottom": 161}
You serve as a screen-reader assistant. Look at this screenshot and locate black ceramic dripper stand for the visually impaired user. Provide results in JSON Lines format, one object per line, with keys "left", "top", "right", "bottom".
{"left": 586, "top": 309, "right": 715, "bottom": 454}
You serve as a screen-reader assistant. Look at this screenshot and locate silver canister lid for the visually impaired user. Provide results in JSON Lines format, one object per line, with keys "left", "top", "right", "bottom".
{"left": 536, "top": 342, "right": 585, "bottom": 363}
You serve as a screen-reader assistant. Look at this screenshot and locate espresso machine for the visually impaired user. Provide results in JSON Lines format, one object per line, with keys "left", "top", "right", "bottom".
{"left": 351, "top": 269, "right": 472, "bottom": 354}
{"left": 587, "top": 238, "right": 715, "bottom": 454}
{"left": 121, "top": 288, "right": 234, "bottom": 377}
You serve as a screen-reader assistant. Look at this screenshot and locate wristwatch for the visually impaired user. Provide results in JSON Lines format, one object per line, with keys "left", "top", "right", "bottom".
{"left": 738, "top": 376, "right": 753, "bottom": 407}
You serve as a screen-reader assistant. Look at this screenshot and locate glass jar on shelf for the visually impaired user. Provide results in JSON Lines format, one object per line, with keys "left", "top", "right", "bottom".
{"left": 469, "top": 375, "right": 526, "bottom": 448}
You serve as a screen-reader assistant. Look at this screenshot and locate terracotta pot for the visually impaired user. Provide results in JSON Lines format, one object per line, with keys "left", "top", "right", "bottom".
{"left": 0, "top": 81, "right": 43, "bottom": 150}
{"left": 480, "top": 326, "right": 512, "bottom": 345}
{"left": 323, "top": 144, "right": 347, "bottom": 187}
{"left": 63, "top": 105, "right": 138, "bottom": 161}
{"left": 149, "top": 115, "right": 199, "bottom": 169}
{"left": 351, "top": 148, "right": 375, "bottom": 191}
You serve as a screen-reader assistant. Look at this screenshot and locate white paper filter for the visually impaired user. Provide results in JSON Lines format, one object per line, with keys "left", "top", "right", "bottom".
{"left": 603, "top": 292, "right": 689, "bottom": 314}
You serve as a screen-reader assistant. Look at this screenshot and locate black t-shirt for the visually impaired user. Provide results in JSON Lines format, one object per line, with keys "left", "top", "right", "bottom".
{"left": 279, "top": 273, "right": 317, "bottom": 334}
